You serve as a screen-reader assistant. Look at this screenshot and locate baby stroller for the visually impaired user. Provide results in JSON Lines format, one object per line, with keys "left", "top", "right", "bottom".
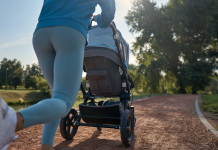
{"left": 59, "top": 21, "right": 136, "bottom": 147}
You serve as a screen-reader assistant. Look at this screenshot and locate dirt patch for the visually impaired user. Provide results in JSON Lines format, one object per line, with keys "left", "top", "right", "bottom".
{"left": 8, "top": 95, "right": 218, "bottom": 150}
{"left": 198, "top": 97, "right": 218, "bottom": 131}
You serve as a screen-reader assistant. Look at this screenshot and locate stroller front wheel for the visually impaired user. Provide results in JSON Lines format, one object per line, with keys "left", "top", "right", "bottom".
{"left": 120, "top": 109, "right": 134, "bottom": 147}
{"left": 60, "top": 109, "right": 80, "bottom": 140}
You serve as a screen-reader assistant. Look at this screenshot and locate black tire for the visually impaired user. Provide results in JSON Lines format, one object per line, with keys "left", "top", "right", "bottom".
{"left": 120, "top": 109, "right": 134, "bottom": 147}
{"left": 97, "top": 127, "right": 102, "bottom": 130}
{"left": 60, "top": 109, "right": 80, "bottom": 140}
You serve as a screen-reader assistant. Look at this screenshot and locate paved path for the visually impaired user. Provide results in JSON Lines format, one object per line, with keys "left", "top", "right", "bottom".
{"left": 8, "top": 95, "right": 218, "bottom": 150}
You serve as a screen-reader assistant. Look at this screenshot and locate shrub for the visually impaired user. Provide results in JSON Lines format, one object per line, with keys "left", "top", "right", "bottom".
{"left": 37, "top": 78, "right": 49, "bottom": 90}
{"left": 25, "top": 76, "right": 39, "bottom": 90}
{"left": 41, "top": 86, "right": 51, "bottom": 98}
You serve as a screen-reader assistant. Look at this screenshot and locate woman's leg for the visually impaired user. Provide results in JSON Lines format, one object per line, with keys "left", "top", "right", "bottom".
{"left": 41, "top": 119, "right": 61, "bottom": 150}
{"left": 41, "top": 26, "right": 86, "bottom": 148}
{"left": 31, "top": 27, "right": 60, "bottom": 149}
{"left": 17, "top": 26, "right": 86, "bottom": 148}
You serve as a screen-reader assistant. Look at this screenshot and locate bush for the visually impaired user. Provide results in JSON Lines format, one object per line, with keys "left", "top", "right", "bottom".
{"left": 41, "top": 86, "right": 51, "bottom": 98}
{"left": 37, "top": 78, "right": 49, "bottom": 90}
{"left": 25, "top": 76, "right": 39, "bottom": 90}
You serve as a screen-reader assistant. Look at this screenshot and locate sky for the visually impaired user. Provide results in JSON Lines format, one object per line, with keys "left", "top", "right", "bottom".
{"left": 0, "top": 0, "right": 168, "bottom": 68}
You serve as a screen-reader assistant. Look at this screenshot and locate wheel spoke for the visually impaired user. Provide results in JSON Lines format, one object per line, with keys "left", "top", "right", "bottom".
{"left": 126, "top": 118, "right": 132, "bottom": 138}
{"left": 68, "top": 115, "right": 71, "bottom": 121}
{"left": 129, "top": 120, "right": 131, "bottom": 132}
{"left": 67, "top": 126, "right": 71, "bottom": 134}
{"left": 70, "top": 116, "right": 74, "bottom": 121}
{"left": 70, "top": 127, "right": 74, "bottom": 135}
{"left": 66, "top": 121, "right": 71, "bottom": 126}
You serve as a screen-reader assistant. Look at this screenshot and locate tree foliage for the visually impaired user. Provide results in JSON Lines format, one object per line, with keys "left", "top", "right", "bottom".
{"left": 37, "top": 77, "right": 49, "bottom": 90}
{"left": 25, "top": 76, "right": 39, "bottom": 90}
{"left": 24, "top": 63, "right": 43, "bottom": 89}
{"left": 125, "top": 0, "right": 218, "bottom": 94}
{"left": 0, "top": 58, "right": 23, "bottom": 89}
{"left": 128, "top": 64, "right": 140, "bottom": 91}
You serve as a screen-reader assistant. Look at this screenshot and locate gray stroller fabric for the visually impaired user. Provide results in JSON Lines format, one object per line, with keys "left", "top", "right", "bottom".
{"left": 84, "top": 25, "right": 129, "bottom": 97}
{"left": 86, "top": 25, "right": 129, "bottom": 68}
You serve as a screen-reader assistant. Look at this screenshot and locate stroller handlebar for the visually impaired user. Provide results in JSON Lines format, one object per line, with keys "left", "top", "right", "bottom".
{"left": 91, "top": 17, "right": 117, "bottom": 37}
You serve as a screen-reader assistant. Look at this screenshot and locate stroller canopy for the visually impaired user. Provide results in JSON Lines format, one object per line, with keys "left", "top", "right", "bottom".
{"left": 85, "top": 25, "right": 129, "bottom": 68}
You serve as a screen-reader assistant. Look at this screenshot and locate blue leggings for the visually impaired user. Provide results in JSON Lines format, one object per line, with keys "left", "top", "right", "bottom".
{"left": 19, "top": 26, "right": 86, "bottom": 146}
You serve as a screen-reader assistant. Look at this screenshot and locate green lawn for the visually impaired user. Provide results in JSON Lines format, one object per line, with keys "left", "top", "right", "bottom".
{"left": 0, "top": 89, "right": 41, "bottom": 102}
{"left": 201, "top": 94, "right": 218, "bottom": 113}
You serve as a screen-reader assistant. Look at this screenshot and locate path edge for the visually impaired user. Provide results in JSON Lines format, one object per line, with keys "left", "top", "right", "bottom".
{"left": 195, "top": 97, "right": 218, "bottom": 138}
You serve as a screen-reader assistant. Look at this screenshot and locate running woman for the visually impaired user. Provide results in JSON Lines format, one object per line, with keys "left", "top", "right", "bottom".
{"left": 0, "top": 0, "right": 115, "bottom": 150}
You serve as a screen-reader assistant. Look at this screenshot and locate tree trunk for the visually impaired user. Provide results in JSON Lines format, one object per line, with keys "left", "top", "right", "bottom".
{"left": 173, "top": 72, "right": 186, "bottom": 94}
{"left": 176, "top": 77, "right": 186, "bottom": 94}
{"left": 192, "top": 86, "right": 197, "bottom": 94}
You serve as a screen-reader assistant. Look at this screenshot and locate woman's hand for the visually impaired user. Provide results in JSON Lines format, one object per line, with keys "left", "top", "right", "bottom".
{"left": 92, "top": 15, "right": 99, "bottom": 21}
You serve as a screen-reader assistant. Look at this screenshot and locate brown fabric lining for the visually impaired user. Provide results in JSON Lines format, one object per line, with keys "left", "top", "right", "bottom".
{"left": 86, "top": 70, "right": 108, "bottom": 80}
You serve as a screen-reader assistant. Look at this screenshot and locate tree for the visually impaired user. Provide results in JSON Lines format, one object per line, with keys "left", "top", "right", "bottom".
{"left": 24, "top": 63, "right": 43, "bottom": 89}
{"left": 0, "top": 58, "right": 23, "bottom": 89}
{"left": 128, "top": 64, "right": 141, "bottom": 91}
{"left": 25, "top": 76, "right": 39, "bottom": 90}
{"left": 36, "top": 77, "right": 49, "bottom": 90}
{"left": 128, "top": 64, "right": 137, "bottom": 71}
{"left": 25, "top": 63, "right": 43, "bottom": 77}
{"left": 125, "top": 0, "right": 218, "bottom": 94}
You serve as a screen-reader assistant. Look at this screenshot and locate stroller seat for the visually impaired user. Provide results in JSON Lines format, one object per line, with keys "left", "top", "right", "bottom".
{"left": 84, "top": 25, "right": 129, "bottom": 97}
{"left": 84, "top": 53, "right": 122, "bottom": 97}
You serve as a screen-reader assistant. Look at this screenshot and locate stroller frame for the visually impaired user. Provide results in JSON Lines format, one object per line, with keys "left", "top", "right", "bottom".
{"left": 59, "top": 21, "right": 135, "bottom": 147}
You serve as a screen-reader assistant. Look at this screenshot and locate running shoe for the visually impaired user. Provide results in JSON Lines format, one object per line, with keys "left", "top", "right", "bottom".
{"left": 0, "top": 97, "right": 18, "bottom": 150}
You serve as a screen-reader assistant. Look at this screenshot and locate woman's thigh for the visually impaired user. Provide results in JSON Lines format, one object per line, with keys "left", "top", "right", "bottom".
{"left": 50, "top": 26, "right": 86, "bottom": 108}
{"left": 32, "top": 27, "right": 55, "bottom": 90}
{"left": 33, "top": 26, "right": 86, "bottom": 109}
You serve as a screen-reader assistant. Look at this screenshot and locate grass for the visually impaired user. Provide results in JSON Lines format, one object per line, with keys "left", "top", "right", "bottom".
{"left": 0, "top": 89, "right": 167, "bottom": 111}
{"left": 0, "top": 89, "right": 41, "bottom": 102}
{"left": 201, "top": 94, "right": 218, "bottom": 113}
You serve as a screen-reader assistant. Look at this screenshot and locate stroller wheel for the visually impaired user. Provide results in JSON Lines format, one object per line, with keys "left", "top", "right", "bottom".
{"left": 120, "top": 109, "right": 134, "bottom": 147}
{"left": 60, "top": 109, "right": 80, "bottom": 140}
{"left": 97, "top": 127, "right": 102, "bottom": 130}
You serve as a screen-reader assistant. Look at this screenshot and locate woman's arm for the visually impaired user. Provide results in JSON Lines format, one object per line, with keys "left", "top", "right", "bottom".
{"left": 96, "top": 0, "right": 116, "bottom": 28}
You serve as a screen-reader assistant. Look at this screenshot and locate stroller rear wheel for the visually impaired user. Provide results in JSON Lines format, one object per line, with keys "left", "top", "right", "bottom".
{"left": 60, "top": 109, "right": 80, "bottom": 140}
{"left": 120, "top": 109, "right": 134, "bottom": 147}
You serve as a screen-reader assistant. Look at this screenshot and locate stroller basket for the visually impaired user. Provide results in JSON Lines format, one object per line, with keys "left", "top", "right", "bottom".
{"left": 79, "top": 102, "right": 122, "bottom": 125}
